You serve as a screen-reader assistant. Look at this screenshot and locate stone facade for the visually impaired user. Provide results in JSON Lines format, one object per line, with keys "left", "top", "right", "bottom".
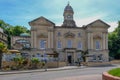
{"left": 12, "top": 3, "right": 110, "bottom": 65}
{"left": 11, "top": 35, "right": 31, "bottom": 50}
{"left": 29, "top": 3, "right": 110, "bottom": 63}
{"left": 0, "top": 28, "right": 7, "bottom": 45}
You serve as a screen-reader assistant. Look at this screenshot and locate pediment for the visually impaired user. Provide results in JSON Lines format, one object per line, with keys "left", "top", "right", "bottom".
{"left": 37, "top": 33, "right": 48, "bottom": 38}
{"left": 86, "top": 19, "right": 110, "bottom": 28}
{"left": 93, "top": 34, "right": 102, "bottom": 39}
{"left": 64, "top": 31, "right": 75, "bottom": 38}
{"left": 29, "top": 16, "right": 55, "bottom": 26}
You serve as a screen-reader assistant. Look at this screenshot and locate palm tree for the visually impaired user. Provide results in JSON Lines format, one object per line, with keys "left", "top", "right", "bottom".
{"left": 0, "top": 42, "right": 8, "bottom": 69}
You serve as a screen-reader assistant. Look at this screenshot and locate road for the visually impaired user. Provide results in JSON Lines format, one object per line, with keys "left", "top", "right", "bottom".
{"left": 0, "top": 65, "right": 119, "bottom": 80}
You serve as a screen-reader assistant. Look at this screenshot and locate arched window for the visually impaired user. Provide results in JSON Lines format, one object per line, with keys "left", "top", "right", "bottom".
{"left": 67, "top": 40, "right": 72, "bottom": 48}
{"left": 96, "top": 41, "right": 100, "bottom": 50}
{"left": 77, "top": 41, "right": 82, "bottom": 49}
{"left": 57, "top": 40, "right": 62, "bottom": 49}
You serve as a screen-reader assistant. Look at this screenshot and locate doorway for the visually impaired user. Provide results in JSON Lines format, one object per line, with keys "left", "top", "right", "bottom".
{"left": 67, "top": 55, "right": 72, "bottom": 64}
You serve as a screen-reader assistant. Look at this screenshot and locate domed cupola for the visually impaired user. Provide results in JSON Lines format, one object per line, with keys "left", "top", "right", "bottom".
{"left": 64, "top": 3, "right": 74, "bottom": 14}
{"left": 62, "top": 2, "right": 76, "bottom": 28}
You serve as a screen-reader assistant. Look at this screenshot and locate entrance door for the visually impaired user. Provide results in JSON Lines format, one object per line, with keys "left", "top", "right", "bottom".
{"left": 67, "top": 55, "right": 72, "bottom": 64}
{"left": 66, "top": 51, "right": 74, "bottom": 65}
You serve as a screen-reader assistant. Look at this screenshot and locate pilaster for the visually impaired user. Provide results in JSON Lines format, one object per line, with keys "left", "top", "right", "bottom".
{"left": 88, "top": 33, "right": 91, "bottom": 49}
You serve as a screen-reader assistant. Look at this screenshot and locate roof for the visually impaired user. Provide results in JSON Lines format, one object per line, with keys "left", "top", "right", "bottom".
{"left": 86, "top": 19, "right": 110, "bottom": 28}
{"left": 20, "top": 33, "right": 30, "bottom": 37}
{"left": 29, "top": 16, "right": 55, "bottom": 25}
{"left": 9, "top": 50, "right": 20, "bottom": 53}
{"left": 64, "top": 3, "right": 73, "bottom": 11}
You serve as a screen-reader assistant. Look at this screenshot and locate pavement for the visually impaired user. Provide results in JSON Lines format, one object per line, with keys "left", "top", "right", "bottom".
{"left": 1, "top": 65, "right": 115, "bottom": 80}
{"left": 53, "top": 74, "right": 102, "bottom": 80}
{"left": 0, "top": 66, "right": 86, "bottom": 75}
{"left": 0, "top": 64, "right": 119, "bottom": 80}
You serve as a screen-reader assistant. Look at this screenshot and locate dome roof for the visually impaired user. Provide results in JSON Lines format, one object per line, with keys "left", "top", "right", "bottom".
{"left": 20, "top": 33, "right": 30, "bottom": 37}
{"left": 64, "top": 3, "right": 73, "bottom": 12}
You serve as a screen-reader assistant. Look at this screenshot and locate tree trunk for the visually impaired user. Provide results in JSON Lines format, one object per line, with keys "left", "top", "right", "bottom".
{"left": 0, "top": 51, "right": 3, "bottom": 69}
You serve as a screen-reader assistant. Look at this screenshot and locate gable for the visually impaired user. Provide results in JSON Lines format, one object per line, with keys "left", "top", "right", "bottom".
{"left": 86, "top": 19, "right": 110, "bottom": 28}
{"left": 64, "top": 31, "right": 75, "bottom": 38}
{"left": 29, "top": 16, "right": 55, "bottom": 26}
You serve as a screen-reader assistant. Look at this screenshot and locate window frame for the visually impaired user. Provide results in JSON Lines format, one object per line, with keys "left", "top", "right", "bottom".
{"left": 40, "top": 40, "right": 46, "bottom": 49}
{"left": 95, "top": 40, "right": 101, "bottom": 50}
{"left": 67, "top": 40, "right": 72, "bottom": 48}
{"left": 57, "top": 40, "right": 62, "bottom": 49}
{"left": 77, "top": 41, "right": 82, "bottom": 50}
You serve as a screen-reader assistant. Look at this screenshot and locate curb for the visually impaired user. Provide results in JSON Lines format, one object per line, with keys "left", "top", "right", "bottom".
{"left": 102, "top": 72, "right": 120, "bottom": 80}
{"left": 0, "top": 66, "right": 86, "bottom": 75}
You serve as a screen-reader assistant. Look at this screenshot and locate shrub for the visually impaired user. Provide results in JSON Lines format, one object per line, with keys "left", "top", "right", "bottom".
{"left": 12, "top": 56, "right": 24, "bottom": 70}
{"left": 31, "top": 58, "right": 39, "bottom": 69}
{"left": 31, "top": 58, "right": 39, "bottom": 64}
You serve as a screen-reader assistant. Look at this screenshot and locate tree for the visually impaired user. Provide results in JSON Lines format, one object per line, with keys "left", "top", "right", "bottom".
{"left": 0, "top": 42, "right": 8, "bottom": 69}
{"left": 0, "top": 19, "right": 30, "bottom": 49}
{"left": 0, "top": 20, "right": 11, "bottom": 30}
{"left": 108, "top": 21, "right": 120, "bottom": 59}
{"left": 77, "top": 50, "right": 88, "bottom": 62}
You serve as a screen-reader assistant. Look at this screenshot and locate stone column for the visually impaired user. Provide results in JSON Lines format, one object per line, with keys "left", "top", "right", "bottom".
{"left": 34, "top": 31, "right": 37, "bottom": 49}
{"left": 48, "top": 31, "right": 51, "bottom": 48}
{"left": 74, "top": 51, "right": 76, "bottom": 62}
{"left": 103, "top": 33, "right": 106, "bottom": 49}
{"left": 51, "top": 30, "right": 54, "bottom": 48}
{"left": 106, "top": 33, "right": 108, "bottom": 49}
{"left": 91, "top": 33, "right": 93, "bottom": 49}
{"left": 31, "top": 30, "right": 34, "bottom": 48}
{"left": 88, "top": 33, "right": 91, "bottom": 49}
{"left": 48, "top": 28, "right": 54, "bottom": 49}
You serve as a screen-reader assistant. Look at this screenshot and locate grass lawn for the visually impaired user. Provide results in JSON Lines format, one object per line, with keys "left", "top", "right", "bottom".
{"left": 108, "top": 68, "right": 120, "bottom": 77}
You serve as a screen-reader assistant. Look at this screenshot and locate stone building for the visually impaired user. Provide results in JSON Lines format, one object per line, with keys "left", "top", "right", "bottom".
{"left": 0, "top": 28, "right": 7, "bottom": 45}
{"left": 11, "top": 33, "right": 31, "bottom": 50}
{"left": 12, "top": 3, "right": 110, "bottom": 65}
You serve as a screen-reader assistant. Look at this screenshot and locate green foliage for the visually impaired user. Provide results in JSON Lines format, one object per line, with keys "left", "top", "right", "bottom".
{"left": 77, "top": 50, "right": 88, "bottom": 62}
{"left": 0, "top": 19, "right": 30, "bottom": 49}
{"left": 5, "top": 25, "right": 30, "bottom": 36}
{"left": 108, "top": 21, "right": 120, "bottom": 59}
{"left": 108, "top": 68, "right": 120, "bottom": 77}
{"left": 0, "top": 20, "right": 11, "bottom": 30}
{"left": 0, "top": 42, "right": 7, "bottom": 53}
{"left": 0, "top": 42, "right": 8, "bottom": 69}
{"left": 31, "top": 58, "right": 39, "bottom": 69}
{"left": 13, "top": 56, "right": 24, "bottom": 63}
{"left": 31, "top": 58, "right": 39, "bottom": 64}
{"left": 12, "top": 56, "right": 25, "bottom": 70}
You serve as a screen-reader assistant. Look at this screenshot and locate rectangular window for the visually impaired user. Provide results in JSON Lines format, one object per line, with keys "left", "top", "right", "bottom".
{"left": 96, "top": 41, "right": 100, "bottom": 50}
{"left": 40, "top": 40, "right": 46, "bottom": 49}
{"left": 57, "top": 32, "right": 61, "bottom": 36}
{"left": 78, "top": 33, "right": 81, "bottom": 37}
{"left": 78, "top": 41, "right": 82, "bottom": 49}
{"left": 57, "top": 40, "right": 62, "bottom": 49}
{"left": 67, "top": 40, "right": 72, "bottom": 48}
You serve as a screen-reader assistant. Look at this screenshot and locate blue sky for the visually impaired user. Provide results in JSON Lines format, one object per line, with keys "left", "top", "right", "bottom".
{"left": 0, "top": 0, "right": 120, "bottom": 32}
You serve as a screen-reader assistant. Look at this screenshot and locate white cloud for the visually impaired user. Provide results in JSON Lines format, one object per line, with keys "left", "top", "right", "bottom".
{"left": 55, "top": 14, "right": 118, "bottom": 32}
{"left": 108, "top": 22, "right": 118, "bottom": 32}
{"left": 75, "top": 15, "right": 105, "bottom": 27}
